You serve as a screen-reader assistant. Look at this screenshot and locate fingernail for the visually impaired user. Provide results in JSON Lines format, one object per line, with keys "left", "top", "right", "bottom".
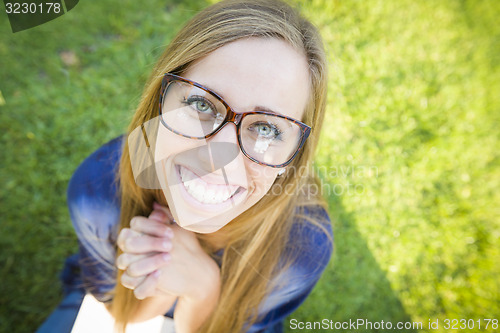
{"left": 152, "top": 270, "right": 161, "bottom": 277}
{"left": 162, "top": 253, "right": 171, "bottom": 262}
{"left": 162, "top": 241, "right": 171, "bottom": 250}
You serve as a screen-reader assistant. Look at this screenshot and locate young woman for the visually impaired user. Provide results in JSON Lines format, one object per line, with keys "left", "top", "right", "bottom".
{"left": 37, "top": 0, "right": 332, "bottom": 332}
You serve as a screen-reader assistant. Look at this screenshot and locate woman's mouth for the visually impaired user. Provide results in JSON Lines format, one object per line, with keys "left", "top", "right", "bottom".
{"left": 177, "top": 165, "right": 244, "bottom": 205}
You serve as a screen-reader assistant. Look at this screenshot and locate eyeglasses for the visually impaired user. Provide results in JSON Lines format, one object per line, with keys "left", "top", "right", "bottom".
{"left": 159, "top": 73, "right": 311, "bottom": 168}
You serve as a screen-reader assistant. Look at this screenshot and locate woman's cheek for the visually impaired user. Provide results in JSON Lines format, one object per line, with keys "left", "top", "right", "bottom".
{"left": 247, "top": 165, "right": 279, "bottom": 198}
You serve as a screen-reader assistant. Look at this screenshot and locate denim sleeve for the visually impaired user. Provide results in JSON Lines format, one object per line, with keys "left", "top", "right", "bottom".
{"left": 246, "top": 206, "right": 333, "bottom": 333}
{"left": 67, "top": 137, "right": 123, "bottom": 302}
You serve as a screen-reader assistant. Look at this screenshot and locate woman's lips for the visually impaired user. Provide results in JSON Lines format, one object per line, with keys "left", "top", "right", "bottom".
{"left": 180, "top": 165, "right": 240, "bottom": 204}
{"left": 174, "top": 164, "right": 247, "bottom": 211}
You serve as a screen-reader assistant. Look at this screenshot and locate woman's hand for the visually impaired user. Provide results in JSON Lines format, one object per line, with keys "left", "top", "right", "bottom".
{"left": 116, "top": 202, "right": 175, "bottom": 299}
{"left": 139, "top": 220, "right": 221, "bottom": 301}
{"left": 116, "top": 203, "right": 221, "bottom": 302}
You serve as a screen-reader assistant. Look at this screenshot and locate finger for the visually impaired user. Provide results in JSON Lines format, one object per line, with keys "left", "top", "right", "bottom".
{"left": 117, "top": 228, "right": 147, "bottom": 252}
{"left": 130, "top": 216, "right": 174, "bottom": 238}
{"left": 121, "top": 271, "right": 146, "bottom": 290}
{"left": 116, "top": 253, "right": 149, "bottom": 271}
{"left": 134, "top": 270, "right": 161, "bottom": 300}
{"left": 148, "top": 207, "right": 173, "bottom": 224}
{"left": 153, "top": 202, "right": 175, "bottom": 222}
{"left": 117, "top": 228, "right": 134, "bottom": 252}
{"left": 123, "top": 234, "right": 173, "bottom": 254}
{"left": 126, "top": 252, "right": 171, "bottom": 277}
{"left": 117, "top": 228, "right": 172, "bottom": 254}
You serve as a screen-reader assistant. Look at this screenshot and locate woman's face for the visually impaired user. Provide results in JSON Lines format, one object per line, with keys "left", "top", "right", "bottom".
{"left": 155, "top": 37, "right": 310, "bottom": 233}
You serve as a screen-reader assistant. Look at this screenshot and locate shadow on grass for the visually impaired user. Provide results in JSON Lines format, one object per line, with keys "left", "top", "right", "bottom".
{"left": 286, "top": 190, "right": 417, "bottom": 332}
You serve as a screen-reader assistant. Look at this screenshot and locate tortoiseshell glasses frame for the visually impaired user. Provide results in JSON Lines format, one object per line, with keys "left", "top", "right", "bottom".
{"left": 159, "top": 73, "right": 311, "bottom": 168}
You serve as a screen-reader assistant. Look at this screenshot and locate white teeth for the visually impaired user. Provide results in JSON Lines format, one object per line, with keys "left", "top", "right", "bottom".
{"left": 205, "top": 188, "right": 216, "bottom": 203}
{"left": 215, "top": 191, "right": 223, "bottom": 203}
{"left": 179, "top": 166, "right": 239, "bottom": 204}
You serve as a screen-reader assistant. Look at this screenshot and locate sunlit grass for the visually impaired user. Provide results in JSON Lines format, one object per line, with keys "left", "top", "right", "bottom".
{"left": 293, "top": 0, "right": 499, "bottom": 331}
{"left": 0, "top": 0, "right": 498, "bottom": 332}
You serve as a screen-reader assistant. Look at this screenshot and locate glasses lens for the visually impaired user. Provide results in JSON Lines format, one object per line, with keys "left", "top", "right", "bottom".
{"left": 240, "top": 113, "right": 303, "bottom": 166}
{"left": 161, "top": 80, "right": 227, "bottom": 138}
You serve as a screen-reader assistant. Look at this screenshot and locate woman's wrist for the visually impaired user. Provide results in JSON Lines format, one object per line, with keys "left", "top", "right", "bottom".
{"left": 174, "top": 287, "right": 220, "bottom": 333}
{"left": 174, "top": 265, "right": 221, "bottom": 333}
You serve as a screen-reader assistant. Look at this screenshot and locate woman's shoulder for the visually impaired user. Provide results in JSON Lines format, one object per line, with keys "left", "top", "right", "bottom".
{"left": 286, "top": 204, "right": 333, "bottom": 273}
{"left": 67, "top": 136, "right": 124, "bottom": 240}
{"left": 249, "top": 204, "right": 332, "bottom": 328}
{"left": 67, "top": 136, "right": 124, "bottom": 203}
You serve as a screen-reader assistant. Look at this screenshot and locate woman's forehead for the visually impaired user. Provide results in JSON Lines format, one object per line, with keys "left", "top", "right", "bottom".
{"left": 182, "top": 38, "right": 310, "bottom": 120}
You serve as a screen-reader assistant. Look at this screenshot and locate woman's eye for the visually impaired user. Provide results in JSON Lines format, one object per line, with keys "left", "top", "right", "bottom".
{"left": 193, "top": 100, "right": 211, "bottom": 113}
{"left": 249, "top": 122, "right": 282, "bottom": 140}
{"left": 184, "top": 96, "right": 215, "bottom": 115}
{"left": 257, "top": 124, "right": 272, "bottom": 136}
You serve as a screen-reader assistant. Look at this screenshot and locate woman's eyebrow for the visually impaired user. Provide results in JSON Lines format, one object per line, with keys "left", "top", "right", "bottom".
{"left": 252, "top": 105, "right": 282, "bottom": 115}
{"left": 201, "top": 82, "right": 283, "bottom": 115}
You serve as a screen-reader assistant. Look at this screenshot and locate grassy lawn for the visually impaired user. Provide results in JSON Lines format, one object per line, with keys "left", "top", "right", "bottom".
{"left": 0, "top": 0, "right": 498, "bottom": 332}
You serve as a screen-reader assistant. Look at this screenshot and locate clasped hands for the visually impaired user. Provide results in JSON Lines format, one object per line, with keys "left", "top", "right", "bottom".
{"left": 116, "top": 202, "right": 220, "bottom": 301}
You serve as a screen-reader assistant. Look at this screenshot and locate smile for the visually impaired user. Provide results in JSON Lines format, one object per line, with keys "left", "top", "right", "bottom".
{"left": 178, "top": 165, "right": 243, "bottom": 205}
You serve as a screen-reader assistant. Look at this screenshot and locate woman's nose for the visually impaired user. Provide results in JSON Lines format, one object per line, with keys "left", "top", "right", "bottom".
{"left": 210, "top": 122, "right": 238, "bottom": 145}
{"left": 204, "top": 123, "right": 246, "bottom": 172}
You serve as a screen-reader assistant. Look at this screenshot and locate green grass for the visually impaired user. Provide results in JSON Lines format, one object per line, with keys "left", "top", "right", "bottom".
{"left": 1, "top": 0, "right": 499, "bottom": 332}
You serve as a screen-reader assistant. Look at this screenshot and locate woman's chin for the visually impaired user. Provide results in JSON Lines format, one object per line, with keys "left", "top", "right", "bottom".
{"left": 178, "top": 223, "right": 223, "bottom": 234}
{"left": 174, "top": 202, "right": 248, "bottom": 234}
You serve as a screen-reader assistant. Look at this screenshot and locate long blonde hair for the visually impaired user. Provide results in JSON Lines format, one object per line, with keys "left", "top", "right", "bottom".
{"left": 110, "top": 0, "right": 330, "bottom": 332}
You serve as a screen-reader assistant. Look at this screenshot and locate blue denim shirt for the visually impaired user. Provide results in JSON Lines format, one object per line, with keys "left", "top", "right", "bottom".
{"left": 67, "top": 136, "right": 333, "bottom": 332}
